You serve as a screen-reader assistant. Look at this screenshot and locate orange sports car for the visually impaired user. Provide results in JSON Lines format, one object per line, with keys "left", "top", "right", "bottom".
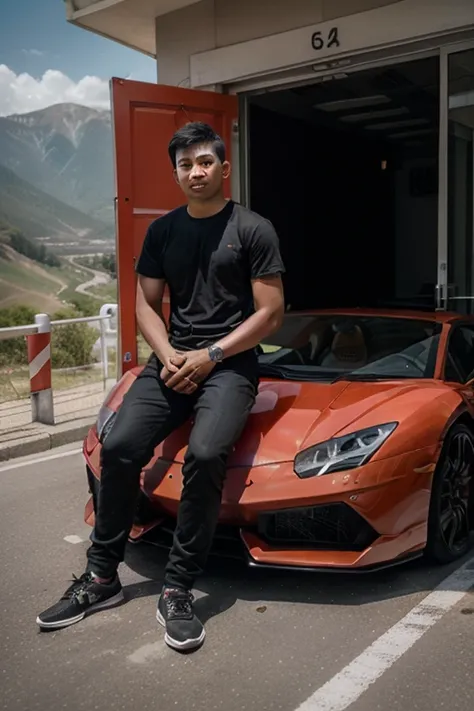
{"left": 83, "top": 308, "right": 474, "bottom": 572}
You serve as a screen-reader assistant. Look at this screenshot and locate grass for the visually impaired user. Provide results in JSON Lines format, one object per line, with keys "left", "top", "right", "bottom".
{"left": 89, "top": 280, "right": 118, "bottom": 302}
{"left": 0, "top": 251, "right": 97, "bottom": 314}
{"left": 1, "top": 238, "right": 118, "bottom": 318}
{"left": 0, "top": 281, "right": 12, "bottom": 301}
{"left": 0, "top": 259, "right": 61, "bottom": 295}
{"left": 0, "top": 278, "right": 64, "bottom": 314}
{"left": 0, "top": 251, "right": 116, "bottom": 315}
{"left": 0, "top": 359, "right": 118, "bottom": 404}
{"left": 73, "top": 257, "right": 108, "bottom": 273}
{"left": 44, "top": 261, "right": 93, "bottom": 304}
{"left": 45, "top": 262, "right": 117, "bottom": 306}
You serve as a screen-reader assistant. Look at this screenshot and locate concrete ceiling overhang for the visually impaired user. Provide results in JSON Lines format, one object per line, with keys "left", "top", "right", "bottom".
{"left": 65, "top": 0, "right": 202, "bottom": 57}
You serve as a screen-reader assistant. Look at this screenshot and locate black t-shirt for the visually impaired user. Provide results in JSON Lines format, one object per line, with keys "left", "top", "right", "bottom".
{"left": 135, "top": 200, "right": 285, "bottom": 350}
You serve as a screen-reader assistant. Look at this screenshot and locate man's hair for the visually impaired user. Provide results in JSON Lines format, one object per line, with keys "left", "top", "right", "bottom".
{"left": 168, "top": 122, "right": 226, "bottom": 168}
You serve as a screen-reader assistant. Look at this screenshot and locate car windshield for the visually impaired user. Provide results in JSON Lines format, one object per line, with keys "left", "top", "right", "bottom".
{"left": 258, "top": 314, "right": 442, "bottom": 382}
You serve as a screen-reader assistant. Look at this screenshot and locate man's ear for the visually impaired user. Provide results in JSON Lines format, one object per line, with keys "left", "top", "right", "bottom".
{"left": 173, "top": 168, "right": 180, "bottom": 186}
{"left": 222, "top": 161, "right": 231, "bottom": 180}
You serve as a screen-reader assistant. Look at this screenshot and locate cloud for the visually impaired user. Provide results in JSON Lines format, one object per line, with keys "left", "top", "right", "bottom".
{"left": 0, "top": 65, "right": 110, "bottom": 116}
{"left": 21, "top": 49, "right": 44, "bottom": 57}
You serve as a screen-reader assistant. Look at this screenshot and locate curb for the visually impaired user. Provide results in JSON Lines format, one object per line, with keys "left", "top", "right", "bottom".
{"left": 0, "top": 417, "right": 95, "bottom": 462}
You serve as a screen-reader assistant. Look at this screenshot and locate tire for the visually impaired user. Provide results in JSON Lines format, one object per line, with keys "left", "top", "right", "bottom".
{"left": 425, "top": 422, "right": 474, "bottom": 564}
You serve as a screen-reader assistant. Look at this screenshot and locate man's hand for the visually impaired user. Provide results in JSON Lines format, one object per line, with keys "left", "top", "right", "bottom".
{"left": 163, "top": 348, "right": 216, "bottom": 393}
{"left": 160, "top": 351, "right": 185, "bottom": 376}
{"left": 159, "top": 351, "right": 194, "bottom": 392}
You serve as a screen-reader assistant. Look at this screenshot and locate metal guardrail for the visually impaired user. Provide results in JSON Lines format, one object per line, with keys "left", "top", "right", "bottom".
{"left": 0, "top": 324, "right": 39, "bottom": 340}
{"left": 51, "top": 315, "right": 112, "bottom": 326}
{"left": 0, "top": 310, "right": 117, "bottom": 340}
{"left": 0, "top": 303, "right": 118, "bottom": 425}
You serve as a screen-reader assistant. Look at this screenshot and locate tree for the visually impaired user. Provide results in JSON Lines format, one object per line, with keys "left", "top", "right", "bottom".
{"left": 0, "top": 305, "right": 36, "bottom": 368}
{"left": 101, "top": 253, "right": 116, "bottom": 277}
{"left": 0, "top": 304, "right": 98, "bottom": 371}
{"left": 8, "top": 231, "right": 60, "bottom": 267}
{"left": 51, "top": 306, "right": 98, "bottom": 369}
{"left": 68, "top": 296, "right": 98, "bottom": 317}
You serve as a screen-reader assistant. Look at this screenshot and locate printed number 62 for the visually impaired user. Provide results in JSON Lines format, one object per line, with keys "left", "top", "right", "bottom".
{"left": 311, "top": 27, "right": 340, "bottom": 51}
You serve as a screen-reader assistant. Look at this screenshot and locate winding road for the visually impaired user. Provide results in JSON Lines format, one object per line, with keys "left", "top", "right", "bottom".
{"left": 66, "top": 254, "right": 112, "bottom": 300}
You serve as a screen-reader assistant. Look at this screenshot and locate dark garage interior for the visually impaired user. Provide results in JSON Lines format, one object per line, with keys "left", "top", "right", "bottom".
{"left": 247, "top": 55, "right": 440, "bottom": 311}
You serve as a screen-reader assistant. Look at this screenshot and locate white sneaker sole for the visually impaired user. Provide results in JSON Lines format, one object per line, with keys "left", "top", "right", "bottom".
{"left": 36, "top": 589, "right": 125, "bottom": 630}
{"left": 156, "top": 608, "right": 206, "bottom": 651}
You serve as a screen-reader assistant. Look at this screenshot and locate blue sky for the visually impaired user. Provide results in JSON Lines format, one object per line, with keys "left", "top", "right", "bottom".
{"left": 0, "top": 0, "right": 157, "bottom": 115}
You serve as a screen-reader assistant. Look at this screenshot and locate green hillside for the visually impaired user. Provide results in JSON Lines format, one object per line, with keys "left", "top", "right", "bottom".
{"left": 0, "top": 243, "right": 66, "bottom": 313}
{"left": 0, "top": 163, "right": 113, "bottom": 245}
{"left": 0, "top": 241, "right": 107, "bottom": 315}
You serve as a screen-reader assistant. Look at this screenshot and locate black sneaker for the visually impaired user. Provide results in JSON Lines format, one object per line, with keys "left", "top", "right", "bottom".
{"left": 156, "top": 587, "right": 205, "bottom": 651}
{"left": 36, "top": 572, "right": 124, "bottom": 630}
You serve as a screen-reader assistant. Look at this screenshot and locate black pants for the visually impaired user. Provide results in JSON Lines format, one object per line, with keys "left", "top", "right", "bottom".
{"left": 86, "top": 351, "right": 258, "bottom": 589}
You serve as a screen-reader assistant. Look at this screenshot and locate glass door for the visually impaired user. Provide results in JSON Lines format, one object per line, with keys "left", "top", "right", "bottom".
{"left": 438, "top": 42, "right": 474, "bottom": 312}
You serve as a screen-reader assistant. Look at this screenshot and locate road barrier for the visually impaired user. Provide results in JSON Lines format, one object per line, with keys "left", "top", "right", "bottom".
{"left": 0, "top": 304, "right": 118, "bottom": 425}
{"left": 27, "top": 314, "right": 54, "bottom": 425}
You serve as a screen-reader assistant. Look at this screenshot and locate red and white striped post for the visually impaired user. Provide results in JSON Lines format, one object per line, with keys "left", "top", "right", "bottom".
{"left": 27, "top": 313, "right": 54, "bottom": 425}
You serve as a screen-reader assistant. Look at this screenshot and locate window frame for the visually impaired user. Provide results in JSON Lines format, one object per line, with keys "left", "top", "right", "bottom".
{"left": 443, "top": 322, "right": 474, "bottom": 384}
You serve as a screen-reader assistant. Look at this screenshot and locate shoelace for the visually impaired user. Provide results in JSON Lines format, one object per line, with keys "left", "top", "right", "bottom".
{"left": 61, "top": 572, "right": 94, "bottom": 600}
{"left": 164, "top": 590, "right": 194, "bottom": 619}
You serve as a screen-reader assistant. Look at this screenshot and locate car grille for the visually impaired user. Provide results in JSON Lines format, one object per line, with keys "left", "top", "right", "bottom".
{"left": 258, "top": 503, "right": 378, "bottom": 551}
{"left": 142, "top": 520, "right": 246, "bottom": 562}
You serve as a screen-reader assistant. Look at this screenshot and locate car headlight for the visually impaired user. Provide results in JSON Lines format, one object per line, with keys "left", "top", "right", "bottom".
{"left": 294, "top": 422, "right": 398, "bottom": 478}
{"left": 96, "top": 405, "right": 116, "bottom": 442}
{"left": 95, "top": 380, "right": 125, "bottom": 442}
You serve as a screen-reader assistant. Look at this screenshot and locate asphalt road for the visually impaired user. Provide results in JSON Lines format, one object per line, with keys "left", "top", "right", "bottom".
{"left": 1, "top": 443, "right": 474, "bottom": 711}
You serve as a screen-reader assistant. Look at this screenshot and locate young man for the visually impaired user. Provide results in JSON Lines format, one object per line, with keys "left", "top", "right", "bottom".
{"left": 36, "top": 122, "right": 285, "bottom": 652}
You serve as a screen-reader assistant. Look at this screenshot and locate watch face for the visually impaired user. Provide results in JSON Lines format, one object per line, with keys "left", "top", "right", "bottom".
{"left": 210, "top": 345, "right": 224, "bottom": 361}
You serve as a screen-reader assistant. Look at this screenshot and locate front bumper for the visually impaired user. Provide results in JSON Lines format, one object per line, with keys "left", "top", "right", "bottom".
{"left": 83, "top": 426, "right": 437, "bottom": 571}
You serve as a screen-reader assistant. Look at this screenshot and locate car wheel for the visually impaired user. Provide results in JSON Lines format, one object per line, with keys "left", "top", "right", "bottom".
{"left": 425, "top": 422, "right": 474, "bottom": 564}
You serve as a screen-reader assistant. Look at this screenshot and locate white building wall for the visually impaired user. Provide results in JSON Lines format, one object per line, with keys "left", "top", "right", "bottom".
{"left": 215, "top": 0, "right": 401, "bottom": 47}
{"left": 155, "top": 0, "right": 403, "bottom": 86}
{"left": 154, "top": 0, "right": 216, "bottom": 87}
{"left": 154, "top": 0, "right": 473, "bottom": 88}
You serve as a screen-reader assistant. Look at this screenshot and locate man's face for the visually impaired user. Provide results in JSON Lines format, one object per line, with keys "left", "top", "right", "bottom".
{"left": 174, "top": 142, "right": 230, "bottom": 201}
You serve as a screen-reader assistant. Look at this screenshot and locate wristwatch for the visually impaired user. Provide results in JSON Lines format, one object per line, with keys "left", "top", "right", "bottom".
{"left": 208, "top": 344, "right": 224, "bottom": 362}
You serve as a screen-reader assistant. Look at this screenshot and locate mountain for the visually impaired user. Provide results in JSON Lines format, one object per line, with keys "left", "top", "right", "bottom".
{"left": 0, "top": 103, "right": 114, "bottom": 224}
{"left": 0, "top": 163, "right": 113, "bottom": 253}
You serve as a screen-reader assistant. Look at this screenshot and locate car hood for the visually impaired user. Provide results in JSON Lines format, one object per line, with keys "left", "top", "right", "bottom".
{"left": 157, "top": 377, "right": 443, "bottom": 469}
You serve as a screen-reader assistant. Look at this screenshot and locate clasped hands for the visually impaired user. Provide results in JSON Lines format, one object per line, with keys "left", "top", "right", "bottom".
{"left": 160, "top": 349, "right": 216, "bottom": 395}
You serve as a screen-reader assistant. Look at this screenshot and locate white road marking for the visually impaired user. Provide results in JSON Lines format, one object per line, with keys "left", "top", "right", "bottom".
{"left": 64, "top": 535, "right": 85, "bottom": 544}
{"left": 294, "top": 557, "right": 474, "bottom": 711}
{"left": 0, "top": 447, "right": 82, "bottom": 473}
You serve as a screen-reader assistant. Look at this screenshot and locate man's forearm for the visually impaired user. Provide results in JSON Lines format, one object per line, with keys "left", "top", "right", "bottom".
{"left": 215, "top": 307, "right": 283, "bottom": 359}
{"left": 136, "top": 301, "right": 175, "bottom": 364}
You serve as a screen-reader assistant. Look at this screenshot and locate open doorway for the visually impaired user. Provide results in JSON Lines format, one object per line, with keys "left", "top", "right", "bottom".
{"left": 246, "top": 55, "right": 440, "bottom": 311}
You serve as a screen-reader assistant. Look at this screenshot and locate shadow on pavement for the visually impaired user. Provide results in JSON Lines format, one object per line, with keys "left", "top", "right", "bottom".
{"left": 122, "top": 536, "right": 474, "bottom": 627}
